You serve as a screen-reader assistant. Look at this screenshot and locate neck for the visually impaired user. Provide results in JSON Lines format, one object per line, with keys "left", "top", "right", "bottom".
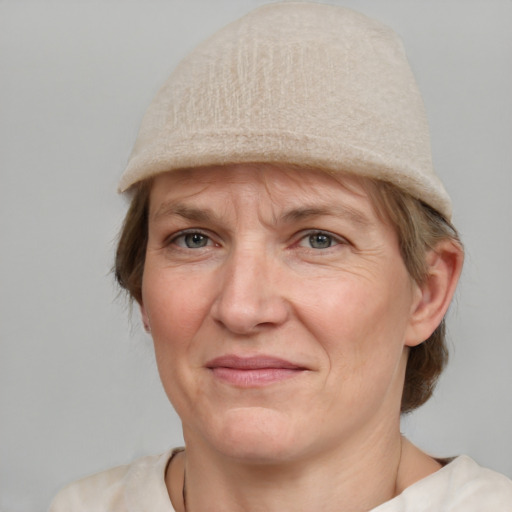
{"left": 169, "top": 420, "right": 422, "bottom": 512}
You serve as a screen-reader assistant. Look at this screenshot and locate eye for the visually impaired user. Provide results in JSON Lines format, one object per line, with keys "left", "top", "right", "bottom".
{"left": 298, "top": 231, "right": 342, "bottom": 249}
{"left": 172, "top": 231, "right": 213, "bottom": 249}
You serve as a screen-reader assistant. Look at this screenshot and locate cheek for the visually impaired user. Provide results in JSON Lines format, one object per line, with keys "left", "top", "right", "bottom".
{"left": 295, "top": 273, "right": 412, "bottom": 390}
{"left": 143, "top": 265, "right": 210, "bottom": 335}
{"left": 298, "top": 279, "right": 408, "bottom": 344}
{"left": 141, "top": 268, "right": 217, "bottom": 420}
{"left": 141, "top": 267, "right": 214, "bottom": 382}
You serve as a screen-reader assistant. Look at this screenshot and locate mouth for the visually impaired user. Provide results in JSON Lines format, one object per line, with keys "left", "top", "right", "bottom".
{"left": 205, "top": 355, "right": 308, "bottom": 387}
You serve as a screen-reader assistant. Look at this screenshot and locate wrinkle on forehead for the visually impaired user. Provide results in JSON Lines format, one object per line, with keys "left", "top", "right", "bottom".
{"left": 149, "top": 163, "right": 380, "bottom": 228}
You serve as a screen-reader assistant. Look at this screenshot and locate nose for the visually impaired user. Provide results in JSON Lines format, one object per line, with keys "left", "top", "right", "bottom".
{"left": 210, "top": 248, "right": 290, "bottom": 335}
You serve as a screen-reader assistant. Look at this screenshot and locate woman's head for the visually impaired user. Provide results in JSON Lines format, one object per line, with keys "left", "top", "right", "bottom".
{"left": 115, "top": 164, "right": 462, "bottom": 461}
{"left": 114, "top": 2, "right": 464, "bottom": 457}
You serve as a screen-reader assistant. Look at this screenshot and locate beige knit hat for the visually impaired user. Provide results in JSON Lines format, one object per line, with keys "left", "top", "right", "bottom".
{"left": 119, "top": 2, "right": 452, "bottom": 220}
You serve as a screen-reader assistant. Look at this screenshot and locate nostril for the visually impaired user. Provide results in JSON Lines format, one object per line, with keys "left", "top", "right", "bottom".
{"left": 211, "top": 293, "right": 289, "bottom": 335}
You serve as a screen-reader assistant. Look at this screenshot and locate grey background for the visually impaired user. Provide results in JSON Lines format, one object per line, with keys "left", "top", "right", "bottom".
{"left": 1, "top": 1, "right": 511, "bottom": 510}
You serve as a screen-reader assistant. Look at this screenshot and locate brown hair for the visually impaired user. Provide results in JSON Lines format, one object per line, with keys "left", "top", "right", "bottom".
{"left": 364, "top": 181, "right": 462, "bottom": 413}
{"left": 115, "top": 177, "right": 462, "bottom": 413}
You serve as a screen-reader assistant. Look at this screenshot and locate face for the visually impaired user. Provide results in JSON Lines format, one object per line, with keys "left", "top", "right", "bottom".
{"left": 141, "top": 164, "right": 421, "bottom": 464}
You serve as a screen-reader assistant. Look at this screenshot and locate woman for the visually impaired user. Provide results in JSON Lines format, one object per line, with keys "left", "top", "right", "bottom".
{"left": 50, "top": 3, "right": 512, "bottom": 510}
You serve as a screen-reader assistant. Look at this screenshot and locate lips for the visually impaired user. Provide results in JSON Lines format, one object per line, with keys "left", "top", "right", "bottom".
{"left": 205, "top": 355, "right": 307, "bottom": 387}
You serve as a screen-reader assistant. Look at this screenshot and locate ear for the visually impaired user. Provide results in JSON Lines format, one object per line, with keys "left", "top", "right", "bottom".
{"left": 405, "top": 239, "right": 464, "bottom": 347}
{"left": 140, "top": 303, "right": 151, "bottom": 333}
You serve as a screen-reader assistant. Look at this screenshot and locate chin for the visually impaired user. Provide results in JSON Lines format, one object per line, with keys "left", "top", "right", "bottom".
{"left": 200, "top": 406, "right": 305, "bottom": 464}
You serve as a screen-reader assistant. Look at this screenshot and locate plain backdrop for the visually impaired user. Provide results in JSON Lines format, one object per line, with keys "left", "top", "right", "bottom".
{"left": 1, "top": 1, "right": 511, "bottom": 510}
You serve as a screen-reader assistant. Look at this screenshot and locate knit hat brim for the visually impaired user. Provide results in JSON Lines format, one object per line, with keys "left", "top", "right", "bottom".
{"left": 118, "top": 2, "right": 452, "bottom": 220}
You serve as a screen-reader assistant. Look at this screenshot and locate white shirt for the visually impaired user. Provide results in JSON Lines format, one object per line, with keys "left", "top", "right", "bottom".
{"left": 49, "top": 449, "right": 512, "bottom": 511}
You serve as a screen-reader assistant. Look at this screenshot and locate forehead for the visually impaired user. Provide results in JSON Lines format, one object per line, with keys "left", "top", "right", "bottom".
{"left": 148, "top": 163, "right": 376, "bottom": 215}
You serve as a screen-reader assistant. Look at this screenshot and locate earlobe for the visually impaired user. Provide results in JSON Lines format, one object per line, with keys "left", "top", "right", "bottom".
{"left": 140, "top": 304, "right": 151, "bottom": 333}
{"left": 405, "top": 240, "right": 464, "bottom": 347}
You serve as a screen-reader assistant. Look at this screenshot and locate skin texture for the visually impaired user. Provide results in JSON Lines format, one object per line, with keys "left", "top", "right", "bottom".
{"left": 140, "top": 164, "right": 463, "bottom": 512}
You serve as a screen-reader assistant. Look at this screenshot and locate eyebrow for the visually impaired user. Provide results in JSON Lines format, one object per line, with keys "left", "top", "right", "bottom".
{"left": 152, "top": 201, "right": 371, "bottom": 227}
{"left": 152, "top": 202, "right": 216, "bottom": 223}
{"left": 281, "top": 205, "right": 371, "bottom": 227}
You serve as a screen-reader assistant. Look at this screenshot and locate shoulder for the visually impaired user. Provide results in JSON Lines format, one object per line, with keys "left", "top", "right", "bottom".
{"left": 48, "top": 448, "right": 179, "bottom": 512}
{"left": 374, "top": 455, "right": 512, "bottom": 512}
{"left": 442, "top": 455, "right": 512, "bottom": 509}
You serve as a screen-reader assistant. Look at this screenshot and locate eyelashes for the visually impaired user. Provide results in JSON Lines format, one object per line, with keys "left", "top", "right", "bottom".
{"left": 297, "top": 231, "right": 345, "bottom": 250}
{"left": 166, "top": 229, "right": 348, "bottom": 252}
{"left": 171, "top": 231, "right": 215, "bottom": 249}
